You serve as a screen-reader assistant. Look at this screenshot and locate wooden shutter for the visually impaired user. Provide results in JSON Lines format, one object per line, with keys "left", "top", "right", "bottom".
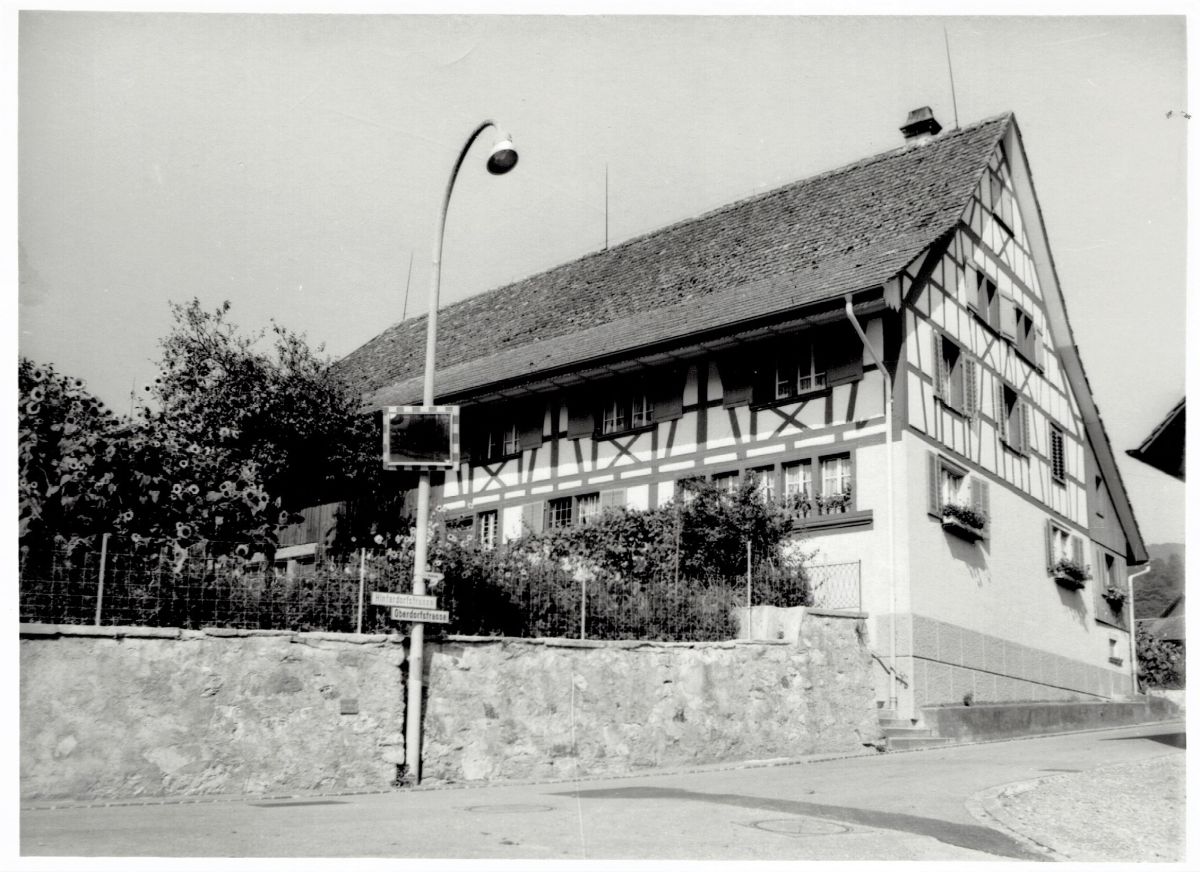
{"left": 995, "top": 382, "right": 1008, "bottom": 441}
{"left": 566, "top": 393, "right": 595, "bottom": 439}
{"left": 963, "top": 359, "right": 978, "bottom": 418}
{"left": 826, "top": 325, "right": 864, "bottom": 387}
{"left": 521, "top": 501, "right": 544, "bottom": 535}
{"left": 928, "top": 451, "right": 941, "bottom": 517}
{"left": 720, "top": 355, "right": 754, "bottom": 408}
{"left": 517, "top": 401, "right": 544, "bottom": 451}
{"left": 1000, "top": 295, "right": 1017, "bottom": 339}
{"left": 1019, "top": 401, "right": 1031, "bottom": 455}
{"left": 600, "top": 488, "right": 626, "bottom": 510}
{"left": 967, "top": 270, "right": 981, "bottom": 313}
{"left": 1045, "top": 520, "right": 1055, "bottom": 571}
{"left": 970, "top": 478, "right": 990, "bottom": 521}
{"left": 933, "top": 334, "right": 945, "bottom": 399}
{"left": 1034, "top": 327, "right": 1046, "bottom": 371}
{"left": 1071, "top": 535, "right": 1084, "bottom": 565}
{"left": 458, "top": 406, "right": 478, "bottom": 464}
{"left": 652, "top": 368, "right": 684, "bottom": 422}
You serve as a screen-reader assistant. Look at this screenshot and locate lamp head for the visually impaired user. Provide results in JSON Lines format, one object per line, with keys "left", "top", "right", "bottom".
{"left": 486, "top": 137, "right": 519, "bottom": 175}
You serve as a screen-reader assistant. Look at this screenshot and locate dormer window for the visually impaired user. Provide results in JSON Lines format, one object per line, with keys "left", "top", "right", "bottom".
{"left": 775, "top": 338, "right": 826, "bottom": 400}
{"left": 602, "top": 392, "right": 655, "bottom": 435}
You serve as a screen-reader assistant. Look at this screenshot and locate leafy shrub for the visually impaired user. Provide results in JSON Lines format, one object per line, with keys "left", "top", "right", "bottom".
{"left": 1136, "top": 627, "right": 1185, "bottom": 688}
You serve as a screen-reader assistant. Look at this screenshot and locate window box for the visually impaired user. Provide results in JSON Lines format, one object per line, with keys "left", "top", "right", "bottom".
{"left": 1050, "top": 557, "right": 1090, "bottom": 591}
{"left": 1102, "top": 586, "right": 1127, "bottom": 609}
{"left": 940, "top": 503, "right": 987, "bottom": 542}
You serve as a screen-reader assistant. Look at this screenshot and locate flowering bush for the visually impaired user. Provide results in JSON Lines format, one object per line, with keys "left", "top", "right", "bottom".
{"left": 1102, "top": 585, "right": 1128, "bottom": 607}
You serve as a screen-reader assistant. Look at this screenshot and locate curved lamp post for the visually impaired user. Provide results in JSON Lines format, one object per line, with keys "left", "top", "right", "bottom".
{"left": 407, "top": 121, "right": 518, "bottom": 785}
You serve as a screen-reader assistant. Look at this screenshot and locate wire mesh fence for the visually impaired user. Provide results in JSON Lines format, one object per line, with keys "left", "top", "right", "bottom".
{"left": 18, "top": 538, "right": 849, "bottom": 641}
{"left": 807, "top": 561, "right": 862, "bottom": 611}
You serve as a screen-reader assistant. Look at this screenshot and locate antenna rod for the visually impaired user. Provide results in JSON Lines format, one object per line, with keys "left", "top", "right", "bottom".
{"left": 944, "top": 26, "right": 961, "bottom": 130}
{"left": 604, "top": 164, "right": 609, "bottom": 250}
{"left": 400, "top": 250, "right": 414, "bottom": 321}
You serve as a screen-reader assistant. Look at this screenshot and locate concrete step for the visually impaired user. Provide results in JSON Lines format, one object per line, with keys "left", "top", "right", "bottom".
{"left": 886, "top": 735, "right": 954, "bottom": 751}
{"left": 879, "top": 717, "right": 923, "bottom": 731}
{"left": 881, "top": 726, "right": 934, "bottom": 739}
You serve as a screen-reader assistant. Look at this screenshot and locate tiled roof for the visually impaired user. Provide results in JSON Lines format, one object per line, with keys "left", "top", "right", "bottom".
{"left": 336, "top": 114, "right": 1011, "bottom": 407}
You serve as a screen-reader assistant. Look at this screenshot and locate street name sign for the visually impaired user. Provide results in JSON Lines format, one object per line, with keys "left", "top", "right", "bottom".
{"left": 371, "top": 592, "right": 438, "bottom": 609}
{"left": 390, "top": 607, "right": 450, "bottom": 624}
{"left": 416, "top": 570, "right": 444, "bottom": 583}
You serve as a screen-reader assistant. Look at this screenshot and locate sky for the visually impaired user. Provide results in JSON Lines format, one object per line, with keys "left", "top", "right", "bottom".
{"left": 13, "top": 10, "right": 1191, "bottom": 547}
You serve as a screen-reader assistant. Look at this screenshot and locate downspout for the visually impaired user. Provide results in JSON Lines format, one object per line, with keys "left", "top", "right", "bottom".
{"left": 1127, "top": 564, "right": 1151, "bottom": 696}
{"left": 845, "top": 295, "right": 898, "bottom": 712}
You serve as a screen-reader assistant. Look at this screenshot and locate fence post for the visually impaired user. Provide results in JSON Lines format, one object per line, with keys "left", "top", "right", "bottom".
{"left": 746, "top": 540, "right": 752, "bottom": 608}
{"left": 94, "top": 532, "right": 110, "bottom": 626}
{"left": 357, "top": 548, "right": 366, "bottom": 634}
{"left": 580, "top": 573, "right": 587, "bottom": 640}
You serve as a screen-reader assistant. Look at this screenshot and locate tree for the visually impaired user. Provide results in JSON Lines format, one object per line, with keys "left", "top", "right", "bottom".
{"left": 17, "top": 359, "right": 128, "bottom": 553}
{"left": 118, "top": 298, "right": 392, "bottom": 553}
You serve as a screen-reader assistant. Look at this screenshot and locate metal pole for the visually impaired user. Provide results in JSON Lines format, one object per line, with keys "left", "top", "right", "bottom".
{"left": 407, "top": 120, "right": 503, "bottom": 787}
{"left": 357, "top": 548, "right": 366, "bottom": 634}
{"left": 580, "top": 574, "right": 587, "bottom": 640}
{"left": 94, "top": 532, "right": 109, "bottom": 626}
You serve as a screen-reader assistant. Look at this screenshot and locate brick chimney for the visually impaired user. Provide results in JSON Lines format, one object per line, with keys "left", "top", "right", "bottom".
{"left": 900, "top": 107, "right": 943, "bottom": 144}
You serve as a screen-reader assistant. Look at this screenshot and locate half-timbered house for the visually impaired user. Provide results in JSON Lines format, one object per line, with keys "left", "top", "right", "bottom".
{"left": 335, "top": 108, "right": 1147, "bottom": 718}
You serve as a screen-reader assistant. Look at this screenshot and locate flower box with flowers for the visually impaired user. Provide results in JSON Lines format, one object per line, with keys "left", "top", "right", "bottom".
{"left": 940, "top": 503, "right": 987, "bottom": 541}
{"left": 1102, "top": 585, "right": 1127, "bottom": 608}
{"left": 1050, "top": 558, "right": 1090, "bottom": 591}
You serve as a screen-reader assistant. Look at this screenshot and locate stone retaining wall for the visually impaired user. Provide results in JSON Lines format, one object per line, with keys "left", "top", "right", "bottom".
{"left": 422, "top": 611, "right": 879, "bottom": 783}
{"left": 21, "top": 609, "right": 879, "bottom": 799}
{"left": 20, "top": 625, "right": 407, "bottom": 801}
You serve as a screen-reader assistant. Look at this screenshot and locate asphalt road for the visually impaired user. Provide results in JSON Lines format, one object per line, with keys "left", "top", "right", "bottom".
{"left": 18, "top": 721, "right": 1186, "bottom": 864}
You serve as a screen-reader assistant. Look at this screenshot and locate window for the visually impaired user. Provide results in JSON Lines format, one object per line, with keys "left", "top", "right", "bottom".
{"left": 576, "top": 493, "right": 601, "bottom": 525}
{"left": 483, "top": 423, "right": 520, "bottom": 461}
{"left": 712, "top": 471, "right": 740, "bottom": 495}
{"left": 601, "top": 392, "right": 654, "bottom": 435}
{"left": 1047, "top": 522, "right": 1074, "bottom": 566}
{"left": 997, "top": 383, "right": 1030, "bottom": 455}
{"left": 547, "top": 493, "right": 602, "bottom": 529}
{"left": 783, "top": 454, "right": 854, "bottom": 518}
{"left": 750, "top": 466, "right": 776, "bottom": 503}
{"left": 774, "top": 337, "right": 826, "bottom": 400}
{"left": 1014, "top": 305, "right": 1037, "bottom": 362}
{"left": 547, "top": 497, "right": 574, "bottom": 529}
{"left": 940, "top": 464, "right": 967, "bottom": 509}
{"left": 926, "top": 452, "right": 990, "bottom": 534}
{"left": 477, "top": 510, "right": 498, "bottom": 549}
{"left": 972, "top": 269, "right": 1000, "bottom": 330}
{"left": 935, "top": 335, "right": 976, "bottom": 415}
{"left": 1050, "top": 425, "right": 1066, "bottom": 484}
{"left": 783, "top": 460, "right": 812, "bottom": 500}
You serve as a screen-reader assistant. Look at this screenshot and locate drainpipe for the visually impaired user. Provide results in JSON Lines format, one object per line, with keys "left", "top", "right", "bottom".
{"left": 844, "top": 296, "right": 897, "bottom": 713}
{"left": 1127, "top": 564, "right": 1151, "bottom": 696}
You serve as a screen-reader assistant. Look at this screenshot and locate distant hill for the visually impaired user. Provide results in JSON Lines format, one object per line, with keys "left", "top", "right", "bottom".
{"left": 1134, "top": 543, "right": 1185, "bottom": 619}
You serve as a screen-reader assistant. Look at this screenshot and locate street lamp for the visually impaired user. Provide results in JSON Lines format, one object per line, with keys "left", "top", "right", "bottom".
{"left": 406, "top": 120, "right": 518, "bottom": 785}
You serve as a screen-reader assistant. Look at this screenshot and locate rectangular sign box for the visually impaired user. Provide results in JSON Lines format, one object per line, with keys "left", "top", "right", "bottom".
{"left": 371, "top": 592, "right": 438, "bottom": 609}
{"left": 382, "top": 405, "right": 460, "bottom": 471}
{"left": 390, "top": 607, "right": 450, "bottom": 624}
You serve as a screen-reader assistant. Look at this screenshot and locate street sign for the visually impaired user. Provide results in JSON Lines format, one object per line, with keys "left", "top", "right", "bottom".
{"left": 416, "top": 570, "right": 444, "bottom": 583}
{"left": 371, "top": 592, "right": 438, "bottom": 609}
{"left": 391, "top": 607, "right": 450, "bottom": 624}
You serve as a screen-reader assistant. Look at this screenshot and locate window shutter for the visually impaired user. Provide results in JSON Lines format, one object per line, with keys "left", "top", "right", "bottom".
{"left": 458, "top": 407, "right": 477, "bottom": 464}
{"left": 1045, "top": 520, "right": 1055, "bottom": 571}
{"left": 566, "top": 394, "right": 595, "bottom": 439}
{"left": 963, "top": 358, "right": 978, "bottom": 417}
{"left": 1020, "top": 401, "right": 1031, "bottom": 455}
{"left": 1071, "top": 535, "right": 1084, "bottom": 565}
{"left": 521, "top": 501, "right": 544, "bottom": 535}
{"left": 995, "top": 382, "right": 1007, "bottom": 441}
{"left": 970, "top": 478, "right": 983, "bottom": 516}
{"left": 719, "top": 355, "right": 754, "bottom": 408}
{"left": 518, "top": 401, "right": 544, "bottom": 451}
{"left": 652, "top": 368, "right": 685, "bottom": 422}
{"left": 1034, "top": 327, "right": 1046, "bottom": 371}
{"left": 1000, "top": 295, "right": 1017, "bottom": 340}
{"left": 600, "top": 488, "right": 626, "bottom": 510}
{"left": 928, "top": 451, "right": 941, "bottom": 517}
{"left": 933, "top": 334, "right": 945, "bottom": 399}
{"left": 826, "top": 325, "right": 864, "bottom": 387}
{"left": 967, "top": 271, "right": 981, "bottom": 313}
